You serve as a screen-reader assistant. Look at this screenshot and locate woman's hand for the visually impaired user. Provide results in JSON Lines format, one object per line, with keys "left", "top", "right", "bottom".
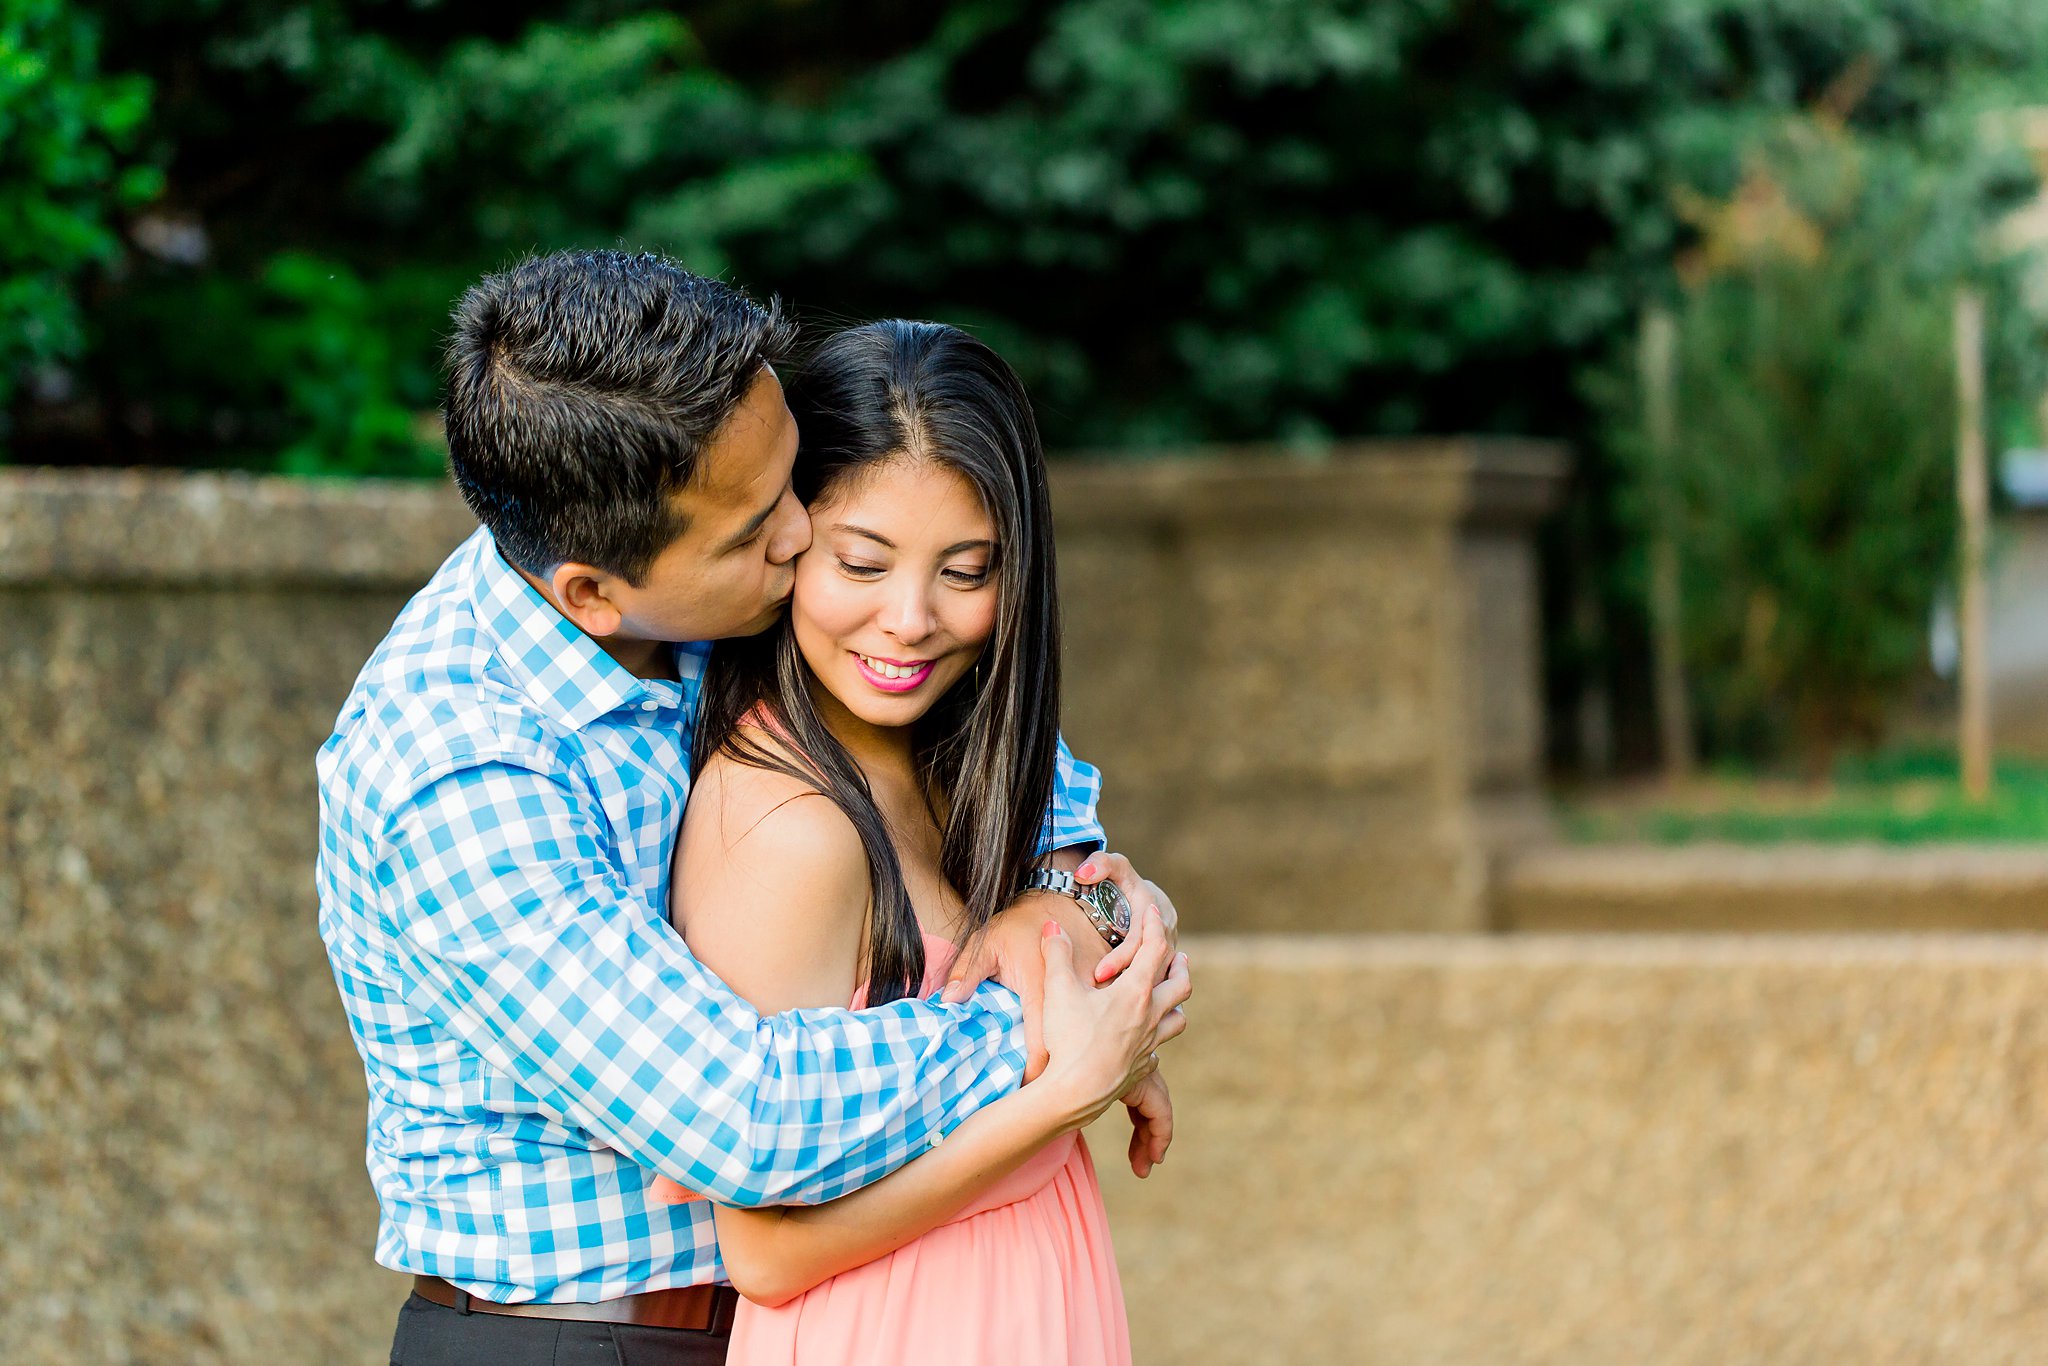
{"left": 1032, "top": 907, "right": 1190, "bottom": 1132}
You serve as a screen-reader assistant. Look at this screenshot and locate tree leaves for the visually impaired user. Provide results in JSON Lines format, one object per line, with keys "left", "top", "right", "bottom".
{"left": 28, "top": 0, "right": 2048, "bottom": 475}
{"left": 0, "top": 0, "right": 156, "bottom": 418}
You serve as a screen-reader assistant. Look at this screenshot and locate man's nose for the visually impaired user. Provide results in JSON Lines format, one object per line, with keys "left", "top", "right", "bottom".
{"left": 766, "top": 491, "right": 809, "bottom": 564}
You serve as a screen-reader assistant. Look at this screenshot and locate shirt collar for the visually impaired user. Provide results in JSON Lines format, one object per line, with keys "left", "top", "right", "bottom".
{"left": 464, "top": 529, "right": 648, "bottom": 731}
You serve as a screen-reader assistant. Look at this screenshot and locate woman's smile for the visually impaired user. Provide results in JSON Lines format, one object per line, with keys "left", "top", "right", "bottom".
{"left": 852, "top": 652, "right": 938, "bottom": 691}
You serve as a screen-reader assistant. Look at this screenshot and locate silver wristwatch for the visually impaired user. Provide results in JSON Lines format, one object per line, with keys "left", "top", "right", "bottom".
{"left": 1025, "top": 867, "right": 1132, "bottom": 947}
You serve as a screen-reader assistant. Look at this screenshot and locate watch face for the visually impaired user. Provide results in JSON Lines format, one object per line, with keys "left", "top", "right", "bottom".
{"left": 1083, "top": 877, "right": 1133, "bottom": 934}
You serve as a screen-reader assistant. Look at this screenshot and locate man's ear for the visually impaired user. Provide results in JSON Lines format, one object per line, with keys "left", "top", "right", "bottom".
{"left": 549, "top": 561, "right": 626, "bottom": 638}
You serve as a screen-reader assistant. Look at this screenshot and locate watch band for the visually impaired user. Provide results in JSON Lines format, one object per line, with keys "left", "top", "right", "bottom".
{"left": 1025, "top": 867, "right": 1127, "bottom": 947}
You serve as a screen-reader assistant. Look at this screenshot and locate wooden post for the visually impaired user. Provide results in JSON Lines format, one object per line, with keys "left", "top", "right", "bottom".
{"left": 1955, "top": 288, "right": 1993, "bottom": 801}
{"left": 1641, "top": 304, "right": 1696, "bottom": 783}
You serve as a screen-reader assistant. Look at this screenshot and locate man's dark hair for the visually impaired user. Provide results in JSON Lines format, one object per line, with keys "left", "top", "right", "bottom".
{"left": 444, "top": 249, "right": 796, "bottom": 582}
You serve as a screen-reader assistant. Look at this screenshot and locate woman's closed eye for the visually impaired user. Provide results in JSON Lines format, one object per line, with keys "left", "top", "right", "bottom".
{"left": 943, "top": 566, "right": 990, "bottom": 587}
{"left": 836, "top": 557, "right": 886, "bottom": 578}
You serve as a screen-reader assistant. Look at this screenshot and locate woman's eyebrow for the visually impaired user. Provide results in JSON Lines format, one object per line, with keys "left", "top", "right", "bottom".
{"left": 830, "top": 522, "right": 895, "bottom": 548}
{"left": 830, "top": 525, "right": 995, "bottom": 557}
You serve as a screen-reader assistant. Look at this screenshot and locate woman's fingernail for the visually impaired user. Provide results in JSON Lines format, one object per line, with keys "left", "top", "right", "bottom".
{"left": 1043, "top": 919, "right": 1060, "bottom": 938}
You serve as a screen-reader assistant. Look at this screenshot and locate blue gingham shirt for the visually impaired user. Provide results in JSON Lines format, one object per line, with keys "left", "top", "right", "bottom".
{"left": 315, "top": 528, "right": 1104, "bottom": 1303}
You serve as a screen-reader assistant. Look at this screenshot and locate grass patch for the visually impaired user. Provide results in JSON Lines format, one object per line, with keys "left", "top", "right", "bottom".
{"left": 1563, "top": 749, "right": 2048, "bottom": 845}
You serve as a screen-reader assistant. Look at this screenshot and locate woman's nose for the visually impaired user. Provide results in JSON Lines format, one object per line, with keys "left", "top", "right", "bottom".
{"left": 879, "top": 584, "right": 937, "bottom": 643}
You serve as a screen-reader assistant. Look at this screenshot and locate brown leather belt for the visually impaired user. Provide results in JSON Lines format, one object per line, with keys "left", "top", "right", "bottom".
{"left": 412, "top": 1275, "right": 739, "bottom": 1334}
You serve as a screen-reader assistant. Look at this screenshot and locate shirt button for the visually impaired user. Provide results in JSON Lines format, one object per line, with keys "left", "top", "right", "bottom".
{"left": 928, "top": 1130, "right": 945, "bottom": 1149}
{"left": 641, "top": 700, "right": 659, "bottom": 712}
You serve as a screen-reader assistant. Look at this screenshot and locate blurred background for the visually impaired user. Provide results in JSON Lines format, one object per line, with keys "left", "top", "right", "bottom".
{"left": 24, "top": 0, "right": 2048, "bottom": 807}
{"left": 15, "top": 1, "right": 2048, "bottom": 1361}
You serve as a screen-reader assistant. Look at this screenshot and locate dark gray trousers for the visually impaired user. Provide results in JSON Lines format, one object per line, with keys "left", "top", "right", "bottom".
{"left": 388, "top": 1293, "right": 730, "bottom": 1366}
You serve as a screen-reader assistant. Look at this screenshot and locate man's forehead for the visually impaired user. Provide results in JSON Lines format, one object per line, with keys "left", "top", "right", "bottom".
{"left": 691, "top": 375, "right": 795, "bottom": 503}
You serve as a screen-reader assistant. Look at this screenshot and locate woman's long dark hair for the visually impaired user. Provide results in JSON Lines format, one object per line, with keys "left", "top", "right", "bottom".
{"left": 695, "top": 321, "right": 1063, "bottom": 1006}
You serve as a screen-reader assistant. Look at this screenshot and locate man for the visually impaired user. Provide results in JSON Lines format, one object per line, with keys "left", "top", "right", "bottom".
{"left": 316, "top": 250, "right": 1178, "bottom": 1364}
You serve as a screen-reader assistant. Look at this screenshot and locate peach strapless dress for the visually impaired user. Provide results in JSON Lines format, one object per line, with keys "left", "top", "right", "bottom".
{"left": 658, "top": 932, "right": 1131, "bottom": 1365}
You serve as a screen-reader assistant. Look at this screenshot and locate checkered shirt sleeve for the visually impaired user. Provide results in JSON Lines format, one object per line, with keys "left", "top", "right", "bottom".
{"left": 378, "top": 758, "right": 1033, "bottom": 1208}
{"left": 1046, "top": 737, "right": 1106, "bottom": 854}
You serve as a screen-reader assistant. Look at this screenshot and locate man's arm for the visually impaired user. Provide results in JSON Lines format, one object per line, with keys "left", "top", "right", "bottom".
{"left": 1041, "top": 734, "right": 1106, "bottom": 858}
{"left": 376, "top": 758, "right": 1028, "bottom": 1209}
{"left": 949, "top": 736, "right": 1187, "bottom": 1176}
{"left": 713, "top": 916, "right": 1187, "bottom": 1307}
{"left": 953, "top": 736, "right": 1179, "bottom": 997}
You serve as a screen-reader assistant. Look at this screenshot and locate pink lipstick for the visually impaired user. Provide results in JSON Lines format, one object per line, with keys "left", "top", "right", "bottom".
{"left": 852, "top": 652, "right": 936, "bottom": 693}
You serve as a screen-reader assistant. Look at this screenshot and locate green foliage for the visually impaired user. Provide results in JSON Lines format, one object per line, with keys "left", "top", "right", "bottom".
{"left": 1666, "top": 258, "right": 1952, "bottom": 760}
{"left": 1564, "top": 749, "right": 2048, "bottom": 843}
{"left": 255, "top": 254, "right": 453, "bottom": 478}
{"left": 1591, "top": 123, "right": 2039, "bottom": 766}
{"left": 0, "top": 0, "right": 156, "bottom": 420}
{"left": 91, "top": 252, "right": 457, "bottom": 476}
{"left": 18, "top": 0, "right": 2048, "bottom": 769}
{"left": 58, "top": 0, "right": 2048, "bottom": 476}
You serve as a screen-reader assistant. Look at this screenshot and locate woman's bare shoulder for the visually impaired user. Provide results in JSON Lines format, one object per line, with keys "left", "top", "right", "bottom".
{"left": 683, "top": 742, "right": 864, "bottom": 880}
{"left": 672, "top": 736, "right": 870, "bottom": 1019}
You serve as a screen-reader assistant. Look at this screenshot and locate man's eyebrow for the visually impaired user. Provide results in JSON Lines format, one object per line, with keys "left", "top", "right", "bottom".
{"left": 720, "top": 496, "right": 782, "bottom": 552}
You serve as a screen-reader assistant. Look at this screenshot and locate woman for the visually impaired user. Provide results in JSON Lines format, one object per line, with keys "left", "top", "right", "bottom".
{"left": 655, "top": 320, "right": 1185, "bottom": 1363}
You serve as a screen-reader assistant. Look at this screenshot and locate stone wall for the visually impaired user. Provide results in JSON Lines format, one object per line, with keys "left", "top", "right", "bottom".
{"left": 1497, "top": 843, "right": 2048, "bottom": 932}
{"left": 1090, "top": 934, "right": 2048, "bottom": 1364}
{"left": 0, "top": 451, "right": 1566, "bottom": 943}
{"left": 18, "top": 896, "right": 2048, "bottom": 1364}
{"left": 1, "top": 457, "right": 1560, "bottom": 1361}
{"left": 0, "top": 472, "right": 471, "bottom": 1361}
{"left": 1051, "top": 441, "right": 1566, "bottom": 933}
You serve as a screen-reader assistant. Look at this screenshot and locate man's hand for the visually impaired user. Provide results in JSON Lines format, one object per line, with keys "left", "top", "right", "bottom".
{"left": 942, "top": 849, "right": 1183, "bottom": 1079}
{"left": 1035, "top": 911, "right": 1189, "bottom": 1129}
{"left": 1120, "top": 1070, "right": 1173, "bottom": 1178}
{"left": 1074, "top": 851, "right": 1180, "bottom": 983}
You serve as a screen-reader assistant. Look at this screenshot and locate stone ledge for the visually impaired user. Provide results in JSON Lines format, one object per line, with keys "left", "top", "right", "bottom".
{"left": 1189, "top": 927, "right": 2048, "bottom": 964}
{"left": 1494, "top": 842, "right": 2048, "bottom": 932}
{"left": 4, "top": 447, "right": 1570, "bottom": 589}
{"left": 0, "top": 467, "right": 476, "bottom": 587}
{"left": 1049, "top": 438, "right": 1568, "bottom": 528}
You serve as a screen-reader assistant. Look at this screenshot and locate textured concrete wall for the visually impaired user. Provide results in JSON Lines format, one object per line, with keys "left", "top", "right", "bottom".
{"left": 1091, "top": 934, "right": 2048, "bottom": 1365}
{"left": 1, "top": 459, "right": 1560, "bottom": 1361}
{"left": 1, "top": 472, "right": 469, "bottom": 1362}
{"left": 3, "top": 587, "right": 416, "bottom": 1361}
{"left": 16, "top": 899, "right": 2048, "bottom": 1362}
{"left": 1, "top": 452, "right": 1567, "bottom": 945}
{"left": 1051, "top": 441, "right": 1566, "bottom": 933}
